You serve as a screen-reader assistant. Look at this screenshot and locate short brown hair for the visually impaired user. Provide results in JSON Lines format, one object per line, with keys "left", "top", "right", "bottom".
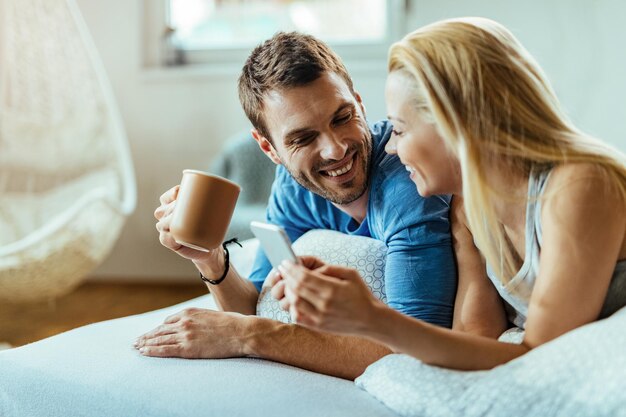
{"left": 238, "top": 32, "right": 355, "bottom": 141}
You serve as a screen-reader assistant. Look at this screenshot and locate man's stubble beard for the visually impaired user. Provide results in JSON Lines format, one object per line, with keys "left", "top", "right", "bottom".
{"left": 282, "top": 129, "right": 373, "bottom": 205}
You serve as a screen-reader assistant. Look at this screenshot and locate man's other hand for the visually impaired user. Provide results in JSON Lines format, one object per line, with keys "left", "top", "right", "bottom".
{"left": 134, "top": 308, "right": 251, "bottom": 358}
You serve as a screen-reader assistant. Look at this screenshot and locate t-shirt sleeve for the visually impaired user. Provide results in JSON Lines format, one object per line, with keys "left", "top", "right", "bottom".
{"left": 380, "top": 172, "right": 457, "bottom": 328}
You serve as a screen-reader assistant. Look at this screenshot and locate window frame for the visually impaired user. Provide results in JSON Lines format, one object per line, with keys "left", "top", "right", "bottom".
{"left": 142, "top": 0, "right": 408, "bottom": 71}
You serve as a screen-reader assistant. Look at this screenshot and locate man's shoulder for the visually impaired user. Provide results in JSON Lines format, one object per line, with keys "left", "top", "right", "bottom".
{"left": 370, "top": 120, "right": 393, "bottom": 157}
{"left": 369, "top": 121, "right": 414, "bottom": 204}
{"left": 367, "top": 135, "right": 452, "bottom": 242}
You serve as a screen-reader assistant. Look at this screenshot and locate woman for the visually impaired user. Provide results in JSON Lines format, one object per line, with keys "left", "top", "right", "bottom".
{"left": 276, "top": 17, "right": 626, "bottom": 370}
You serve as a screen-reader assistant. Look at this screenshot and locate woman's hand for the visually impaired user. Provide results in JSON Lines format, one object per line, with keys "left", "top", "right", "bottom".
{"left": 269, "top": 256, "right": 326, "bottom": 311}
{"left": 278, "top": 260, "right": 381, "bottom": 336}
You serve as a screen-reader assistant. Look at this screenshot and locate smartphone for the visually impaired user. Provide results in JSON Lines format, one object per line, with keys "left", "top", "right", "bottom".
{"left": 250, "top": 221, "right": 299, "bottom": 269}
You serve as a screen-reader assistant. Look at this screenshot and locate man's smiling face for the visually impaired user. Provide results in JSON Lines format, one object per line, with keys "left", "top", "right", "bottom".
{"left": 256, "top": 72, "right": 372, "bottom": 205}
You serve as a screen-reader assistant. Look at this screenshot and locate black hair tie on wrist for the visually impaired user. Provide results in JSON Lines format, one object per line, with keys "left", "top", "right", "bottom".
{"left": 200, "top": 238, "right": 242, "bottom": 285}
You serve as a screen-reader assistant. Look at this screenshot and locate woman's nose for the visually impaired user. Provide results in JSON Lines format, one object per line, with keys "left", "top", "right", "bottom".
{"left": 385, "top": 134, "right": 398, "bottom": 155}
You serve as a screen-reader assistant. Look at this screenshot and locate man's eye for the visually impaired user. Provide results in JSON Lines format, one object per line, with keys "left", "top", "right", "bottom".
{"left": 293, "top": 134, "right": 316, "bottom": 146}
{"left": 392, "top": 129, "right": 404, "bottom": 137}
{"left": 334, "top": 112, "right": 352, "bottom": 125}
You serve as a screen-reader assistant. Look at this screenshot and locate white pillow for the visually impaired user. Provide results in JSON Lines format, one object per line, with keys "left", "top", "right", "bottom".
{"left": 256, "top": 230, "right": 388, "bottom": 322}
{"left": 356, "top": 307, "right": 626, "bottom": 417}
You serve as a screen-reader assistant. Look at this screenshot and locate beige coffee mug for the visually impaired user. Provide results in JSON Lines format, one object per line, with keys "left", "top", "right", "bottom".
{"left": 170, "top": 169, "right": 241, "bottom": 251}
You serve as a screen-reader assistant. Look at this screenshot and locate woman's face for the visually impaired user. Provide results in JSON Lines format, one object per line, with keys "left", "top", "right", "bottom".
{"left": 384, "top": 71, "right": 462, "bottom": 197}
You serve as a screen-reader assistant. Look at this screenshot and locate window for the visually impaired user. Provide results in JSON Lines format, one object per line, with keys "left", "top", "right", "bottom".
{"left": 143, "top": 0, "right": 406, "bottom": 69}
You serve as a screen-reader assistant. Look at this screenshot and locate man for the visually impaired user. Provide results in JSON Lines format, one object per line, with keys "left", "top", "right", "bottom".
{"left": 135, "top": 32, "right": 456, "bottom": 380}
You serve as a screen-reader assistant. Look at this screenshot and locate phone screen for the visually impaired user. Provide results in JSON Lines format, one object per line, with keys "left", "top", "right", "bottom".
{"left": 250, "top": 221, "right": 298, "bottom": 269}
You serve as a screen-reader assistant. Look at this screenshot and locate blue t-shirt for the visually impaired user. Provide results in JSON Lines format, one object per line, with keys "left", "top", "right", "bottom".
{"left": 249, "top": 120, "right": 457, "bottom": 328}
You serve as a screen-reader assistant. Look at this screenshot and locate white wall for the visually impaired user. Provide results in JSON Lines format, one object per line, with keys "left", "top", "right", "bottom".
{"left": 76, "top": 0, "right": 626, "bottom": 282}
{"left": 406, "top": 0, "right": 626, "bottom": 150}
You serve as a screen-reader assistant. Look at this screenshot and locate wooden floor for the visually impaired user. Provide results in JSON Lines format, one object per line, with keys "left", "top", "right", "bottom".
{"left": 0, "top": 281, "right": 207, "bottom": 347}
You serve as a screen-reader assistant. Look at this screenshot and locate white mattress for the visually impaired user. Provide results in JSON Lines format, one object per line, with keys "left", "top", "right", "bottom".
{"left": 0, "top": 294, "right": 397, "bottom": 417}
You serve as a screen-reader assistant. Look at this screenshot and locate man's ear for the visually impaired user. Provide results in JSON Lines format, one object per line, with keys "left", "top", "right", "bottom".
{"left": 354, "top": 92, "right": 367, "bottom": 119}
{"left": 251, "top": 129, "right": 282, "bottom": 165}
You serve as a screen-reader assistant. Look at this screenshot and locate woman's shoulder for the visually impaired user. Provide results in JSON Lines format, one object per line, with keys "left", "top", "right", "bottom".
{"left": 547, "top": 162, "right": 615, "bottom": 190}
{"left": 542, "top": 163, "right": 624, "bottom": 227}
{"left": 543, "top": 162, "right": 624, "bottom": 204}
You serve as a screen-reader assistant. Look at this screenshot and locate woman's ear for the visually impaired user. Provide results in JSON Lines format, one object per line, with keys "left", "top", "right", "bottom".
{"left": 251, "top": 129, "right": 282, "bottom": 165}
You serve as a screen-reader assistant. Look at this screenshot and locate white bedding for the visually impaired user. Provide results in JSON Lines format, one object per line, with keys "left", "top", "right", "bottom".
{"left": 357, "top": 307, "right": 626, "bottom": 417}
{"left": 0, "top": 294, "right": 398, "bottom": 417}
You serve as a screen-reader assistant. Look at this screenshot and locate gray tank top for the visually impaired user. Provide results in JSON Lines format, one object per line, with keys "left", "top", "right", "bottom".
{"left": 486, "top": 167, "right": 626, "bottom": 328}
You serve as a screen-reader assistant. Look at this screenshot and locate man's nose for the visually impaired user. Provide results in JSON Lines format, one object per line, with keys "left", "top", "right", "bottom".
{"left": 318, "top": 132, "right": 348, "bottom": 161}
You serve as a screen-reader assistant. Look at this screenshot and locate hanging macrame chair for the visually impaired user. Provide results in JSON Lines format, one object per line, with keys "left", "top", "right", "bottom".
{"left": 0, "top": 0, "right": 136, "bottom": 302}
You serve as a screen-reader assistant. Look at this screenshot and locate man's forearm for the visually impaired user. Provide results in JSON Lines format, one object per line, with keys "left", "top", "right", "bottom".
{"left": 194, "top": 260, "right": 259, "bottom": 315}
{"left": 241, "top": 316, "right": 392, "bottom": 380}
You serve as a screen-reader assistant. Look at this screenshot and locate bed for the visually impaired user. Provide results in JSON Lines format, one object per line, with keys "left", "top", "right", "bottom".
{"left": 0, "top": 292, "right": 398, "bottom": 417}
{"left": 0, "top": 231, "right": 398, "bottom": 417}
{"left": 2, "top": 231, "right": 625, "bottom": 417}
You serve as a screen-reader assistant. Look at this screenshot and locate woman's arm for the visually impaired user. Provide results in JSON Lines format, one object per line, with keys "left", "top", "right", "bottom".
{"left": 385, "top": 164, "right": 626, "bottom": 368}
{"left": 281, "top": 164, "right": 626, "bottom": 370}
{"left": 522, "top": 164, "right": 626, "bottom": 347}
{"left": 280, "top": 261, "right": 529, "bottom": 370}
{"left": 450, "top": 196, "right": 507, "bottom": 337}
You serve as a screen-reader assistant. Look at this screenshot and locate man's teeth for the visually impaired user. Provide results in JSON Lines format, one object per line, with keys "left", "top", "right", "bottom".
{"left": 325, "top": 158, "right": 354, "bottom": 177}
{"left": 405, "top": 165, "right": 416, "bottom": 173}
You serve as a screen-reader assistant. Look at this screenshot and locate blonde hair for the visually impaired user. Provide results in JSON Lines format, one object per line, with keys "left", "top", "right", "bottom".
{"left": 388, "top": 17, "right": 626, "bottom": 282}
